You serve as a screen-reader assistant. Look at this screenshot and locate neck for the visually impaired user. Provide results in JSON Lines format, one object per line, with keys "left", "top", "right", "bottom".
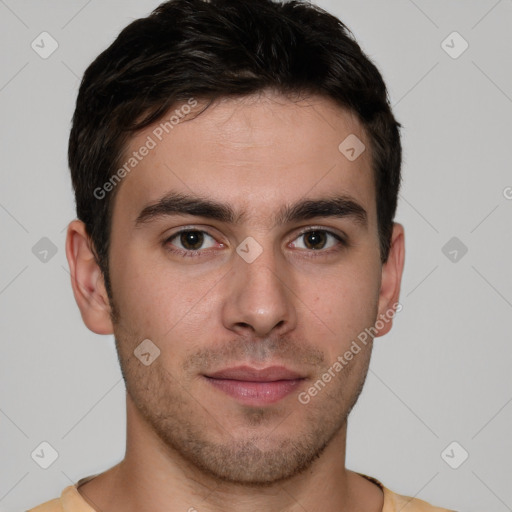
{"left": 77, "top": 393, "right": 383, "bottom": 512}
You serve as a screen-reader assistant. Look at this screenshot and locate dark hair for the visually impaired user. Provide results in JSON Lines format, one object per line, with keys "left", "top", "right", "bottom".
{"left": 69, "top": 0, "right": 402, "bottom": 302}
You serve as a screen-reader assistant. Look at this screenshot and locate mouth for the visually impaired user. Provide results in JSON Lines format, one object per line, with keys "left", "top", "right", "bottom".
{"left": 203, "top": 365, "right": 306, "bottom": 406}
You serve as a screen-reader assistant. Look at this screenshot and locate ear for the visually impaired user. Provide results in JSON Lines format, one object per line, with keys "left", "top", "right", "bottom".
{"left": 375, "top": 222, "right": 405, "bottom": 338}
{"left": 65, "top": 219, "right": 114, "bottom": 335}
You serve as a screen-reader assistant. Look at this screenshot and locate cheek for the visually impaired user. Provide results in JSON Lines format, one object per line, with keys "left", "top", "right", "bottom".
{"left": 303, "top": 265, "right": 380, "bottom": 349}
{"left": 110, "top": 249, "right": 223, "bottom": 343}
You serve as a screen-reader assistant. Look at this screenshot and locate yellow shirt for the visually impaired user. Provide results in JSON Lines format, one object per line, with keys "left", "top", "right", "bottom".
{"left": 26, "top": 473, "right": 456, "bottom": 511}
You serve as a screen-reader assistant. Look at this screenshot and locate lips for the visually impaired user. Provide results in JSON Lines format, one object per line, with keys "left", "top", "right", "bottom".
{"left": 204, "top": 365, "right": 305, "bottom": 405}
{"left": 207, "top": 365, "right": 303, "bottom": 382}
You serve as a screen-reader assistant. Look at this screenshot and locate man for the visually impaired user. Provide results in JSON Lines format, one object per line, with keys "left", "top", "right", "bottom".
{"left": 28, "top": 0, "right": 455, "bottom": 510}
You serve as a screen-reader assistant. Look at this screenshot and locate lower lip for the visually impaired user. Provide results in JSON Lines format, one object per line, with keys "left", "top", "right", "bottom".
{"left": 204, "top": 377, "right": 303, "bottom": 405}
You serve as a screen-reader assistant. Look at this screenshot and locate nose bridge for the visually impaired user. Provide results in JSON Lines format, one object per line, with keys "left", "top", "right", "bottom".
{"left": 240, "top": 244, "right": 283, "bottom": 298}
{"left": 223, "top": 235, "right": 296, "bottom": 337}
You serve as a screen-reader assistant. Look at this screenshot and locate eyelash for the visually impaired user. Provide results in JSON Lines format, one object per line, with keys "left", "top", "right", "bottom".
{"left": 163, "top": 227, "right": 347, "bottom": 259}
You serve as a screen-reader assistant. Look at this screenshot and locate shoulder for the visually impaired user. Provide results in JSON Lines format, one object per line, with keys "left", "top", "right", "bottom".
{"left": 25, "top": 474, "right": 99, "bottom": 512}
{"left": 26, "top": 483, "right": 86, "bottom": 512}
{"left": 356, "top": 472, "right": 456, "bottom": 512}
{"left": 26, "top": 496, "right": 63, "bottom": 512}
{"left": 382, "top": 485, "right": 457, "bottom": 512}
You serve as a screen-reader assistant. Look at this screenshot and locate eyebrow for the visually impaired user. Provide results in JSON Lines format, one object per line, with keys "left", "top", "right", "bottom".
{"left": 134, "top": 191, "right": 368, "bottom": 229}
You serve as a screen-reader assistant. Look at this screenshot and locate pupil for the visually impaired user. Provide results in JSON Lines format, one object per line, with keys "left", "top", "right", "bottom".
{"left": 181, "top": 231, "right": 203, "bottom": 250}
{"left": 305, "top": 231, "right": 326, "bottom": 250}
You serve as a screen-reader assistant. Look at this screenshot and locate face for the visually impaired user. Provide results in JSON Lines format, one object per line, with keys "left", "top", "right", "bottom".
{"left": 104, "top": 92, "right": 393, "bottom": 485}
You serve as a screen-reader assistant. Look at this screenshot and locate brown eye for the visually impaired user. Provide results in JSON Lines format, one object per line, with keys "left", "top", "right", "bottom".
{"left": 290, "top": 229, "right": 344, "bottom": 252}
{"left": 303, "top": 230, "right": 328, "bottom": 250}
{"left": 179, "top": 231, "right": 204, "bottom": 250}
{"left": 166, "top": 230, "right": 217, "bottom": 253}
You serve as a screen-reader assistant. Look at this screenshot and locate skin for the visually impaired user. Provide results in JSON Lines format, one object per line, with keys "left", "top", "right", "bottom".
{"left": 66, "top": 91, "right": 405, "bottom": 512}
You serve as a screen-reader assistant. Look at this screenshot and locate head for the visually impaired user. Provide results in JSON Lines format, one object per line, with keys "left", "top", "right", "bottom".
{"left": 66, "top": 0, "right": 404, "bottom": 487}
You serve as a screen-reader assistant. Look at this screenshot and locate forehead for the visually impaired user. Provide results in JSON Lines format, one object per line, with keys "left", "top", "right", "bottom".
{"left": 113, "top": 92, "right": 376, "bottom": 228}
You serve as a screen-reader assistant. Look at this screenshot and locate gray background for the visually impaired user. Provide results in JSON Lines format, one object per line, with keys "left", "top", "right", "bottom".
{"left": 1, "top": 1, "right": 511, "bottom": 511}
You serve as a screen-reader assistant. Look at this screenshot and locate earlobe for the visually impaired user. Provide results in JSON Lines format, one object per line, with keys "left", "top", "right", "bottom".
{"left": 65, "top": 220, "right": 114, "bottom": 335}
{"left": 375, "top": 222, "right": 405, "bottom": 338}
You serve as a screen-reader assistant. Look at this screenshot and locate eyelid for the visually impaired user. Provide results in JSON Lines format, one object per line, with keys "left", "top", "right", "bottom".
{"left": 289, "top": 226, "right": 347, "bottom": 254}
{"left": 165, "top": 225, "right": 223, "bottom": 241}
{"left": 165, "top": 226, "right": 223, "bottom": 251}
{"left": 293, "top": 225, "right": 347, "bottom": 242}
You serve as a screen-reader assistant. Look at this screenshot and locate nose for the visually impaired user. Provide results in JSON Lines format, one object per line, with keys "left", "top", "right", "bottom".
{"left": 221, "top": 242, "right": 297, "bottom": 338}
